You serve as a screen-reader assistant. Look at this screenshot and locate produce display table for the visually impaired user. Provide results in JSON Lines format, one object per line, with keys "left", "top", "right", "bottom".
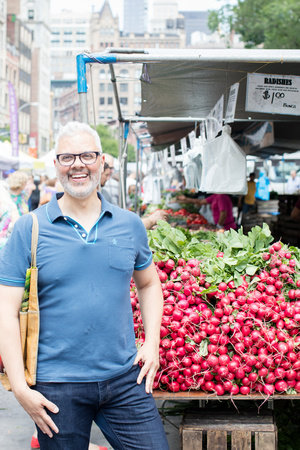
{"left": 153, "top": 391, "right": 300, "bottom": 401}
{"left": 153, "top": 391, "right": 299, "bottom": 450}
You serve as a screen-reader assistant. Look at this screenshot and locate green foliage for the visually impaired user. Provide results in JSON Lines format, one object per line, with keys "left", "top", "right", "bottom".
{"left": 93, "top": 124, "right": 136, "bottom": 162}
{"left": 147, "top": 221, "right": 279, "bottom": 286}
{"left": 208, "top": 0, "right": 300, "bottom": 48}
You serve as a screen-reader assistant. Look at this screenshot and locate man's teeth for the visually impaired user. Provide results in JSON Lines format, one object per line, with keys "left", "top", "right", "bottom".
{"left": 72, "top": 174, "right": 87, "bottom": 179}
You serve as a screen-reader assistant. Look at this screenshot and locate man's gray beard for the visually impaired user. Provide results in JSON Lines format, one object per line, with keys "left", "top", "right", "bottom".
{"left": 58, "top": 171, "right": 100, "bottom": 199}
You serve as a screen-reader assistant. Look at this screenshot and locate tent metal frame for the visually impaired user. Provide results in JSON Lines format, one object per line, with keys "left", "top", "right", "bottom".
{"left": 76, "top": 48, "right": 300, "bottom": 208}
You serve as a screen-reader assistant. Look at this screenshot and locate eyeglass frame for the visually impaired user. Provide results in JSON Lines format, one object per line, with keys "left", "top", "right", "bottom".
{"left": 56, "top": 151, "right": 102, "bottom": 166}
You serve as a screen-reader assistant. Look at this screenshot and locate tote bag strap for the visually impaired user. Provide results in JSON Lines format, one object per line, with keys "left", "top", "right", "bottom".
{"left": 29, "top": 212, "right": 39, "bottom": 268}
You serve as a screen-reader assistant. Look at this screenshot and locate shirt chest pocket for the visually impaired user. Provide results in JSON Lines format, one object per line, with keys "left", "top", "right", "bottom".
{"left": 108, "top": 238, "right": 135, "bottom": 272}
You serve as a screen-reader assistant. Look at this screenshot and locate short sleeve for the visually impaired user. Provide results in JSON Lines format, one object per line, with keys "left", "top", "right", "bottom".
{"left": 133, "top": 215, "right": 152, "bottom": 271}
{"left": 0, "top": 215, "right": 32, "bottom": 286}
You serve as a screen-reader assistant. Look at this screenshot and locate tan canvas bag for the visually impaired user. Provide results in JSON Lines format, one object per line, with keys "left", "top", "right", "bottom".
{"left": 0, "top": 212, "right": 39, "bottom": 391}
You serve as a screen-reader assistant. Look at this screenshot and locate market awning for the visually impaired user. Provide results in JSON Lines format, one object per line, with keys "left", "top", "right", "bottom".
{"left": 137, "top": 49, "right": 300, "bottom": 156}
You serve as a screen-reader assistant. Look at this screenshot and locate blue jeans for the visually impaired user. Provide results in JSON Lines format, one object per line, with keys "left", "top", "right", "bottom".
{"left": 33, "top": 364, "right": 169, "bottom": 450}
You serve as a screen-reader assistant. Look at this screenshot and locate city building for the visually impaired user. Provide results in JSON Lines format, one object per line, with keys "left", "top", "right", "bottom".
{"left": 6, "top": 13, "right": 33, "bottom": 151}
{"left": 179, "top": 10, "right": 210, "bottom": 46}
{"left": 88, "top": 0, "right": 185, "bottom": 124}
{"left": 123, "top": 0, "right": 148, "bottom": 34}
{"left": 8, "top": 0, "right": 51, "bottom": 156}
{"left": 50, "top": 9, "right": 90, "bottom": 137}
{"left": 151, "top": 0, "right": 180, "bottom": 33}
{"left": 0, "top": 0, "right": 8, "bottom": 131}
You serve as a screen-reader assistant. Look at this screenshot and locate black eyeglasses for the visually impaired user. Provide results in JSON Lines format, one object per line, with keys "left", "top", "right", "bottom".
{"left": 56, "top": 151, "right": 101, "bottom": 166}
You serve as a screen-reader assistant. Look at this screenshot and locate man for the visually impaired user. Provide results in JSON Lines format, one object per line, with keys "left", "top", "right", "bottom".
{"left": 0, "top": 121, "right": 169, "bottom": 450}
{"left": 102, "top": 153, "right": 119, "bottom": 206}
{"left": 286, "top": 169, "right": 300, "bottom": 195}
{"left": 238, "top": 172, "right": 256, "bottom": 215}
{"left": 100, "top": 162, "right": 112, "bottom": 202}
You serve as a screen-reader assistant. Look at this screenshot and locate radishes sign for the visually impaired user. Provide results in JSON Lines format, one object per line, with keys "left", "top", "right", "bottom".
{"left": 245, "top": 72, "right": 300, "bottom": 116}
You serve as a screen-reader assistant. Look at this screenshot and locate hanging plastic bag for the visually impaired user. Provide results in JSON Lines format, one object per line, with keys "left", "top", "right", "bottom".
{"left": 182, "top": 139, "right": 203, "bottom": 191}
{"left": 200, "top": 125, "right": 247, "bottom": 195}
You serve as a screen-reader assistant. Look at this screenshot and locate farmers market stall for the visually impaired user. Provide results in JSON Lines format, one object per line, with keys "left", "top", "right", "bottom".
{"left": 76, "top": 48, "right": 300, "bottom": 449}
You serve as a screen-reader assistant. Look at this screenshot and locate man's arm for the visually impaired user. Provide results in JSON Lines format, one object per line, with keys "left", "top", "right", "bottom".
{"left": 218, "top": 210, "right": 227, "bottom": 227}
{"left": 132, "top": 262, "right": 163, "bottom": 394}
{"left": 0, "top": 285, "right": 59, "bottom": 437}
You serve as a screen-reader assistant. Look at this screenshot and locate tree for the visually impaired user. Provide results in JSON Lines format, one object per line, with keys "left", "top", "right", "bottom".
{"left": 208, "top": 0, "right": 300, "bottom": 48}
{"left": 94, "top": 124, "right": 136, "bottom": 162}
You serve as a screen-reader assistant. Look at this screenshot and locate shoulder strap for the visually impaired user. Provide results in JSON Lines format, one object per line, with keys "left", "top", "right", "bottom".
{"left": 29, "top": 212, "right": 39, "bottom": 268}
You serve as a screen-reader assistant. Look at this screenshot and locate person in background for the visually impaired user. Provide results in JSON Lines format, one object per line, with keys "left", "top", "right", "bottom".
{"left": 0, "top": 182, "right": 19, "bottom": 249}
{"left": 29, "top": 176, "right": 41, "bottom": 211}
{"left": 39, "top": 178, "right": 58, "bottom": 206}
{"left": 99, "top": 162, "right": 112, "bottom": 202}
{"left": 255, "top": 171, "right": 270, "bottom": 201}
{"left": 177, "top": 193, "right": 236, "bottom": 230}
{"left": 291, "top": 196, "right": 300, "bottom": 221}
{"left": 102, "top": 153, "right": 119, "bottom": 205}
{"left": 0, "top": 121, "right": 168, "bottom": 450}
{"left": 142, "top": 209, "right": 168, "bottom": 230}
{"left": 286, "top": 170, "right": 300, "bottom": 195}
{"left": 238, "top": 172, "right": 257, "bottom": 215}
{"left": 7, "top": 170, "right": 30, "bottom": 216}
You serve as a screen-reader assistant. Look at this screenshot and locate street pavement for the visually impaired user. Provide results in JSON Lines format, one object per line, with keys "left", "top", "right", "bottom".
{"left": 0, "top": 387, "right": 181, "bottom": 449}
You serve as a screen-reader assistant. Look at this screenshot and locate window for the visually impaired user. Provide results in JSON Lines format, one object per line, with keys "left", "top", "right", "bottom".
{"left": 107, "top": 111, "right": 113, "bottom": 119}
{"left": 120, "top": 83, "right": 128, "bottom": 92}
{"left": 76, "top": 40, "right": 85, "bottom": 44}
{"left": 64, "top": 31, "right": 72, "bottom": 35}
{"left": 107, "top": 97, "right": 113, "bottom": 105}
{"left": 120, "top": 97, "right": 128, "bottom": 105}
{"left": 99, "top": 69, "right": 106, "bottom": 79}
{"left": 99, "top": 97, "right": 105, "bottom": 105}
{"left": 120, "top": 69, "right": 128, "bottom": 77}
{"left": 99, "top": 83, "right": 105, "bottom": 91}
{"left": 107, "top": 84, "right": 113, "bottom": 92}
{"left": 28, "top": 9, "right": 34, "bottom": 20}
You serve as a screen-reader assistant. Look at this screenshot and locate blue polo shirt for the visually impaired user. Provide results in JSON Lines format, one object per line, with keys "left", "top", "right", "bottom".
{"left": 0, "top": 193, "right": 152, "bottom": 382}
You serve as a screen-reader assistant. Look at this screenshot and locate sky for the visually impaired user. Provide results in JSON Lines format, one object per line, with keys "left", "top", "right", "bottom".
{"left": 50, "top": 0, "right": 224, "bottom": 23}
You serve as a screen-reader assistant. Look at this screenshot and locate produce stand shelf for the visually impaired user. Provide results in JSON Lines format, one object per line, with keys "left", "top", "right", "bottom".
{"left": 153, "top": 390, "right": 300, "bottom": 401}
{"left": 180, "top": 411, "right": 277, "bottom": 450}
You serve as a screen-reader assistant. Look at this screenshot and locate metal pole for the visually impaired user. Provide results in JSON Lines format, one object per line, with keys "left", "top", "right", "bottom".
{"left": 134, "top": 139, "right": 140, "bottom": 213}
{"left": 80, "top": 48, "right": 300, "bottom": 64}
{"left": 119, "top": 122, "right": 126, "bottom": 208}
{"left": 76, "top": 54, "right": 89, "bottom": 123}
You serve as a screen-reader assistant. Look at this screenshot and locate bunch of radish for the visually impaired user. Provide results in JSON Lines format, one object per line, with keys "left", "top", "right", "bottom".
{"left": 131, "top": 241, "right": 300, "bottom": 395}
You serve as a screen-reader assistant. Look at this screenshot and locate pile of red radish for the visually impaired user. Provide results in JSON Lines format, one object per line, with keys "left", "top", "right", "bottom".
{"left": 131, "top": 241, "right": 300, "bottom": 395}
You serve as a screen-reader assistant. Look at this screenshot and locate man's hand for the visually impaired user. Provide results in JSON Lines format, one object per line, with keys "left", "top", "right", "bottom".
{"left": 134, "top": 340, "right": 159, "bottom": 394}
{"left": 15, "top": 386, "right": 59, "bottom": 438}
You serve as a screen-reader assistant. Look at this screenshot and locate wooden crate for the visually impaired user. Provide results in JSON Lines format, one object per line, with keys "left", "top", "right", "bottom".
{"left": 180, "top": 411, "right": 277, "bottom": 450}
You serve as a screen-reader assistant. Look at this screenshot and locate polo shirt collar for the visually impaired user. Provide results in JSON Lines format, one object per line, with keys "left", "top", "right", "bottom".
{"left": 46, "top": 192, "right": 113, "bottom": 223}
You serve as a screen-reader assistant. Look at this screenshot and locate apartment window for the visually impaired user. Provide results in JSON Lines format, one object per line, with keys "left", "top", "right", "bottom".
{"left": 120, "top": 69, "right": 128, "bottom": 77}
{"left": 120, "top": 97, "right": 128, "bottom": 105}
{"left": 107, "top": 111, "right": 113, "bottom": 119}
{"left": 76, "top": 40, "right": 85, "bottom": 44}
{"left": 99, "top": 97, "right": 105, "bottom": 105}
{"left": 64, "top": 31, "right": 72, "bottom": 35}
{"left": 28, "top": 9, "right": 34, "bottom": 20}
{"left": 99, "top": 69, "right": 106, "bottom": 79}
{"left": 99, "top": 83, "right": 105, "bottom": 91}
{"left": 107, "top": 84, "right": 113, "bottom": 92}
{"left": 120, "top": 83, "right": 128, "bottom": 92}
{"left": 107, "top": 97, "right": 113, "bottom": 105}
